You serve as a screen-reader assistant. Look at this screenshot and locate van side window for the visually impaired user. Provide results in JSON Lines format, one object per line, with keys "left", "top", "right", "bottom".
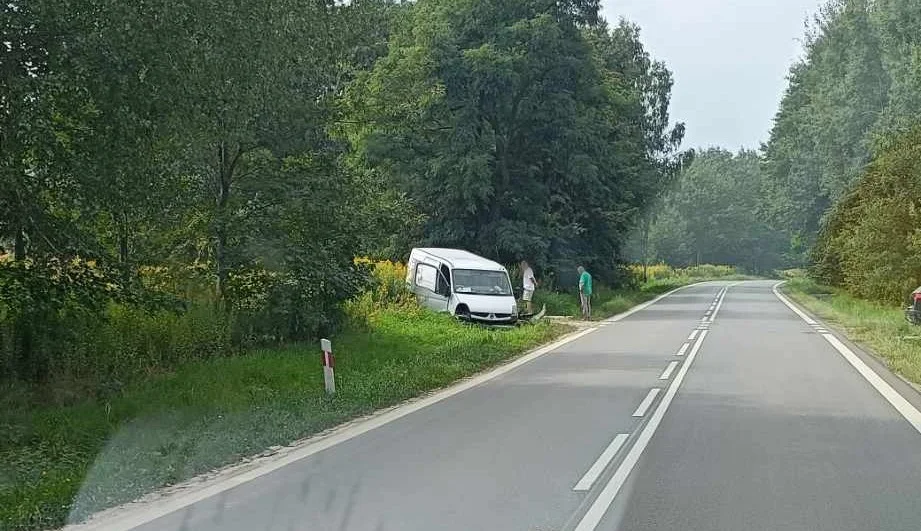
{"left": 415, "top": 263, "right": 437, "bottom": 292}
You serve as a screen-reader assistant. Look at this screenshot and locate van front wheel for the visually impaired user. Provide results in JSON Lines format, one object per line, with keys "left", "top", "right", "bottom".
{"left": 455, "top": 304, "right": 471, "bottom": 321}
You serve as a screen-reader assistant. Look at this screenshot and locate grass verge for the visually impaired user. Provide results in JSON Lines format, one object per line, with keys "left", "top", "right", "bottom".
{"left": 782, "top": 277, "right": 921, "bottom": 386}
{"left": 0, "top": 309, "right": 567, "bottom": 531}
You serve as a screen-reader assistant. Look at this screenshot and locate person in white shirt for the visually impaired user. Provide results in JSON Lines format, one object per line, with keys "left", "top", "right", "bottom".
{"left": 520, "top": 260, "right": 538, "bottom": 314}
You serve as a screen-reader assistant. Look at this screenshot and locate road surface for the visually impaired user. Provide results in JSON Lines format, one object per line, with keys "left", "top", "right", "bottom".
{"left": 87, "top": 281, "right": 921, "bottom": 531}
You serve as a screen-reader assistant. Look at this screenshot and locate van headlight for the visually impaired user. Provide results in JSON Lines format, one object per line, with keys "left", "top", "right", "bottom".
{"left": 512, "top": 303, "right": 518, "bottom": 315}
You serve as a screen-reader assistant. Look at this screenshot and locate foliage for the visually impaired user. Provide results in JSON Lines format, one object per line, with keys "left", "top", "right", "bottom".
{"left": 811, "top": 126, "right": 921, "bottom": 304}
{"left": 762, "top": 0, "right": 921, "bottom": 262}
{"left": 0, "top": 0, "right": 404, "bottom": 390}
{"left": 0, "top": 258, "right": 234, "bottom": 392}
{"left": 346, "top": 259, "right": 416, "bottom": 324}
{"left": 0, "top": 258, "right": 119, "bottom": 383}
{"left": 627, "top": 263, "right": 741, "bottom": 283}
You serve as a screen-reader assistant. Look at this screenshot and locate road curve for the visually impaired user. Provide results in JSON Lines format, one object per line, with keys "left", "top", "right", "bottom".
{"left": 84, "top": 281, "right": 921, "bottom": 531}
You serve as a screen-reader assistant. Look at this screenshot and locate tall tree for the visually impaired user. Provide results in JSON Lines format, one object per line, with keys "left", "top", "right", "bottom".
{"left": 0, "top": 0, "right": 87, "bottom": 260}
{"left": 344, "top": 0, "right": 682, "bottom": 275}
{"left": 762, "top": 0, "right": 891, "bottom": 263}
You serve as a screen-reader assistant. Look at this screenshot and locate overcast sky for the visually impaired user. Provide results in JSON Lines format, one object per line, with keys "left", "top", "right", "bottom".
{"left": 601, "top": 0, "right": 822, "bottom": 151}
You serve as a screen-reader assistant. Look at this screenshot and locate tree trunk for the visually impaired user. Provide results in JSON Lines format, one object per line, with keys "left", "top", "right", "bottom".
{"left": 13, "top": 225, "right": 25, "bottom": 261}
{"left": 14, "top": 313, "right": 37, "bottom": 381}
{"left": 119, "top": 213, "right": 129, "bottom": 265}
{"left": 118, "top": 211, "right": 131, "bottom": 283}
{"left": 214, "top": 141, "right": 242, "bottom": 303}
{"left": 642, "top": 214, "right": 650, "bottom": 283}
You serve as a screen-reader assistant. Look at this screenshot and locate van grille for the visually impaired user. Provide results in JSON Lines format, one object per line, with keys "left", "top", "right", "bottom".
{"left": 471, "top": 312, "right": 512, "bottom": 319}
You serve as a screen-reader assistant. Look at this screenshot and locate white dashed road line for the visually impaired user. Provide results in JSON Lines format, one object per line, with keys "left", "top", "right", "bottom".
{"left": 573, "top": 434, "right": 629, "bottom": 492}
{"left": 574, "top": 329, "right": 711, "bottom": 531}
{"left": 659, "top": 361, "right": 679, "bottom": 380}
{"left": 632, "top": 388, "right": 661, "bottom": 417}
{"left": 570, "top": 283, "right": 733, "bottom": 531}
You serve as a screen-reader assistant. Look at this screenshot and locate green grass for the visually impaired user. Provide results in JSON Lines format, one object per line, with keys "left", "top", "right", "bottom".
{"left": 0, "top": 309, "right": 567, "bottom": 531}
{"left": 782, "top": 277, "right": 921, "bottom": 386}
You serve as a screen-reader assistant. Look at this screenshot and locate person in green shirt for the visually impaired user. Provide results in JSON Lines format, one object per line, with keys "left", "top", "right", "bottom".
{"left": 578, "top": 266, "right": 592, "bottom": 320}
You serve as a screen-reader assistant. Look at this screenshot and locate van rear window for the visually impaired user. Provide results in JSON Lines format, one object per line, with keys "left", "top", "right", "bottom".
{"left": 415, "top": 264, "right": 437, "bottom": 292}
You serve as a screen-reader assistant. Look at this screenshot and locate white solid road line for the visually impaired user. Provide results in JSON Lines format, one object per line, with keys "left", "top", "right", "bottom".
{"left": 632, "top": 388, "right": 661, "bottom": 417}
{"left": 688, "top": 329, "right": 700, "bottom": 341}
{"left": 573, "top": 434, "right": 630, "bottom": 492}
{"left": 659, "top": 361, "right": 679, "bottom": 380}
{"left": 773, "top": 283, "right": 921, "bottom": 435}
{"left": 575, "top": 330, "right": 710, "bottom": 531}
{"left": 772, "top": 282, "right": 816, "bottom": 325}
{"left": 676, "top": 343, "right": 690, "bottom": 357}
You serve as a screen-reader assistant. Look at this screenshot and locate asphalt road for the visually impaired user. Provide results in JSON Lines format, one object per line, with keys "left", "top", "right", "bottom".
{"left": 107, "top": 281, "right": 921, "bottom": 531}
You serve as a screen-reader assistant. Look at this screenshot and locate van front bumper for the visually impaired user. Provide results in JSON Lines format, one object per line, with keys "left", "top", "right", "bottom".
{"left": 462, "top": 312, "right": 517, "bottom": 324}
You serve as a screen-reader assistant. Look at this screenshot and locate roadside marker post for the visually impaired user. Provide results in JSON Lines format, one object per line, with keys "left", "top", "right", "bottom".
{"left": 321, "top": 338, "right": 336, "bottom": 395}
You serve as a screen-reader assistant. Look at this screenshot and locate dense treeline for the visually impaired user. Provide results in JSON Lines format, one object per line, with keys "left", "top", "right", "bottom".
{"left": 635, "top": 0, "right": 921, "bottom": 291}
{"left": 1, "top": 0, "right": 680, "bottom": 385}
{"left": 763, "top": 0, "right": 921, "bottom": 277}
{"left": 763, "top": 0, "right": 921, "bottom": 302}
{"left": 632, "top": 149, "right": 786, "bottom": 273}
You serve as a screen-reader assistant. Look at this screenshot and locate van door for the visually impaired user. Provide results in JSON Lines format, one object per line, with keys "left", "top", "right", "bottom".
{"left": 414, "top": 263, "right": 449, "bottom": 312}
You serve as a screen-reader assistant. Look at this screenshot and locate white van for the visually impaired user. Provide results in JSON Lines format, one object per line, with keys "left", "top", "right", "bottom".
{"left": 406, "top": 248, "right": 518, "bottom": 324}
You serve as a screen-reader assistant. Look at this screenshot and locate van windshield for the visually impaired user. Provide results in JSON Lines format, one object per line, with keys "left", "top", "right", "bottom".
{"left": 453, "top": 269, "right": 512, "bottom": 296}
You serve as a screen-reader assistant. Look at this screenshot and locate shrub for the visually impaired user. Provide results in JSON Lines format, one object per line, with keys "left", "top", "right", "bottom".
{"left": 346, "top": 259, "right": 417, "bottom": 324}
{"left": 679, "top": 264, "right": 738, "bottom": 278}
{"left": 0, "top": 258, "right": 235, "bottom": 399}
{"left": 0, "top": 258, "right": 116, "bottom": 383}
{"left": 227, "top": 260, "right": 370, "bottom": 344}
{"left": 785, "top": 277, "right": 834, "bottom": 297}
{"left": 84, "top": 303, "right": 233, "bottom": 386}
{"left": 813, "top": 125, "right": 921, "bottom": 304}
{"left": 628, "top": 263, "right": 676, "bottom": 282}
{"left": 628, "top": 263, "right": 740, "bottom": 284}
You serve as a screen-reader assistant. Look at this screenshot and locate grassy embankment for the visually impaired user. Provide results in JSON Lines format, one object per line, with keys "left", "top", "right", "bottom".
{"left": 1, "top": 262, "right": 748, "bottom": 530}
{"left": 1, "top": 306, "right": 564, "bottom": 530}
{"left": 782, "top": 276, "right": 921, "bottom": 387}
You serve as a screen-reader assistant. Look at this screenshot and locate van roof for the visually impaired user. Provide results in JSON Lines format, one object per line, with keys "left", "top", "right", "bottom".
{"left": 413, "top": 248, "right": 506, "bottom": 272}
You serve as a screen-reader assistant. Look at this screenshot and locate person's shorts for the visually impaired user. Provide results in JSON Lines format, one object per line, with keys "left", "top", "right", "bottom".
{"left": 522, "top": 289, "right": 534, "bottom": 301}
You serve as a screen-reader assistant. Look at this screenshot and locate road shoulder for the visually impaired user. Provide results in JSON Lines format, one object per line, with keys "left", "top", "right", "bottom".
{"left": 776, "top": 281, "right": 921, "bottom": 427}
